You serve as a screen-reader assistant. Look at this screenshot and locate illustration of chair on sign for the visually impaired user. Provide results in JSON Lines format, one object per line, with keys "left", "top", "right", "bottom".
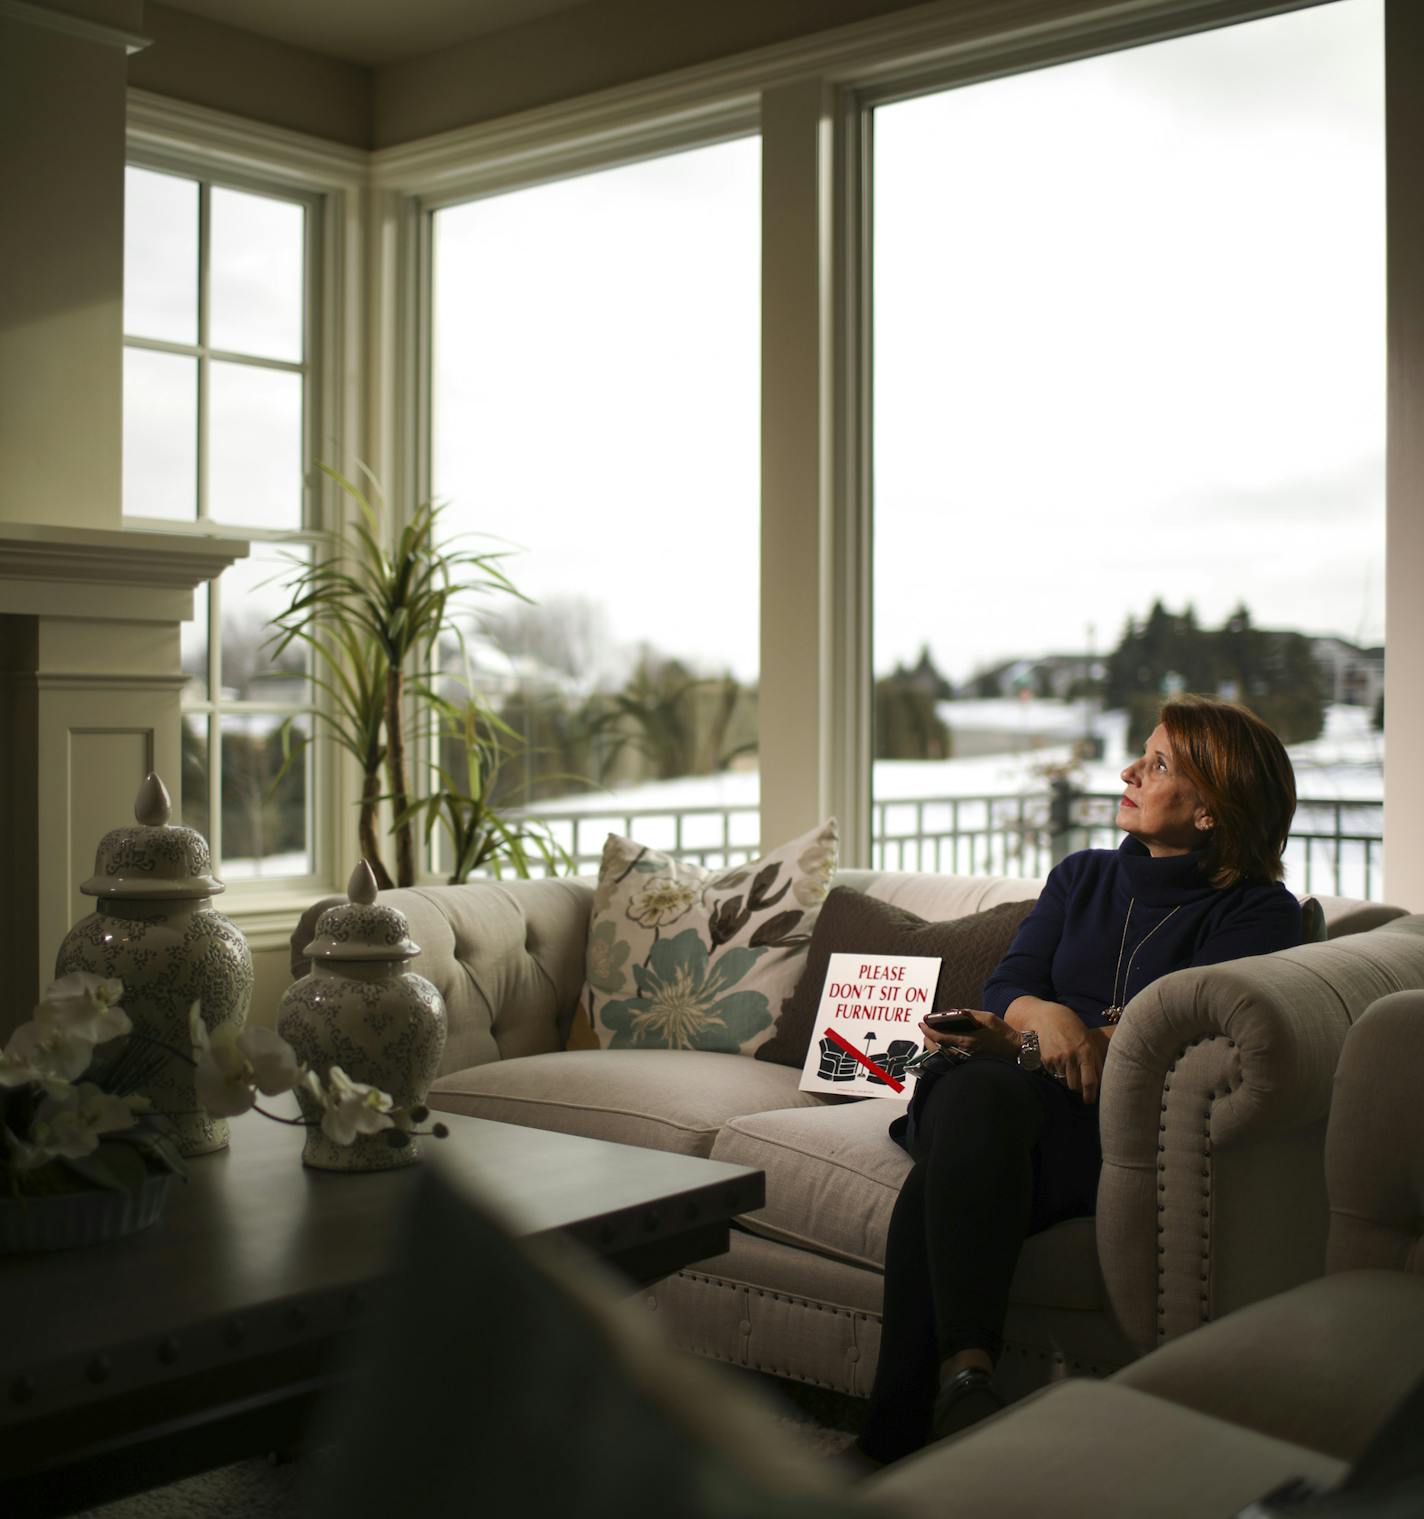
{"left": 814, "top": 1030, "right": 919, "bottom": 1085}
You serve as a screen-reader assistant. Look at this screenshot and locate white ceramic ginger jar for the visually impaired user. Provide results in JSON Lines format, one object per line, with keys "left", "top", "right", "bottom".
{"left": 54, "top": 773, "right": 253, "bottom": 1157}
{"left": 277, "top": 861, "right": 447, "bottom": 1172}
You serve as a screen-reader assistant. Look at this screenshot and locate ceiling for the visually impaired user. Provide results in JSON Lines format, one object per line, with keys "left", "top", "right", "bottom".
{"left": 155, "top": 0, "right": 605, "bottom": 66}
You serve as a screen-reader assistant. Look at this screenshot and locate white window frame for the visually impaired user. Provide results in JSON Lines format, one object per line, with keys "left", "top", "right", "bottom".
{"left": 124, "top": 91, "right": 367, "bottom": 945}
{"left": 135, "top": 0, "right": 1418, "bottom": 904}
{"left": 375, "top": 0, "right": 1387, "bottom": 870}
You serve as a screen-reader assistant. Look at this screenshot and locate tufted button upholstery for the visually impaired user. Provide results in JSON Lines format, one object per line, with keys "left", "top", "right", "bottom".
{"left": 292, "top": 877, "right": 595, "bottom": 1077}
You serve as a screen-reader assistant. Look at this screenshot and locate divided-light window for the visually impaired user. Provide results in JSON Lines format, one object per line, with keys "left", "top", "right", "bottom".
{"left": 427, "top": 137, "right": 762, "bottom": 874}
{"left": 869, "top": 0, "right": 1384, "bottom": 897}
{"left": 122, "top": 164, "right": 316, "bottom": 883}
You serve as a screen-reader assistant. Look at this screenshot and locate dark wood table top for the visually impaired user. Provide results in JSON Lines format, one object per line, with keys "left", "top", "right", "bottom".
{"left": 0, "top": 1109, "right": 764, "bottom": 1500}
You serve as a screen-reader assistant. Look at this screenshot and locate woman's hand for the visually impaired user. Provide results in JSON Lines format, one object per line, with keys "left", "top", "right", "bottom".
{"left": 1003, "top": 996, "right": 1105, "bottom": 1104}
{"left": 918, "top": 1009, "right": 1020, "bottom": 1062}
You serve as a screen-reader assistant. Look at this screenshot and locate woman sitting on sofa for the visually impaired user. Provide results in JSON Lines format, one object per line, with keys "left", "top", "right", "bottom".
{"left": 856, "top": 694, "right": 1303, "bottom": 1466}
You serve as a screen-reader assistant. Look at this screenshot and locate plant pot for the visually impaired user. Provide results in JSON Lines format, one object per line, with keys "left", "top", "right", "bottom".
{"left": 0, "top": 1173, "right": 170, "bottom": 1253}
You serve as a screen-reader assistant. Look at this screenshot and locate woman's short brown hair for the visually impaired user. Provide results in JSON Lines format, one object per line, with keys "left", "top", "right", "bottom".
{"left": 1159, "top": 695, "right": 1297, "bottom": 888}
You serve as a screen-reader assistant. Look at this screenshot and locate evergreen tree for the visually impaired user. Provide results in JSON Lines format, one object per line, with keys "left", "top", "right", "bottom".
{"left": 874, "top": 672, "right": 951, "bottom": 760}
{"left": 1106, "top": 601, "right": 1324, "bottom": 745}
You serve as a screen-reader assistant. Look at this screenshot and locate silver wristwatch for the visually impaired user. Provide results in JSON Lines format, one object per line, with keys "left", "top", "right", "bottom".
{"left": 1017, "top": 1029, "right": 1042, "bottom": 1071}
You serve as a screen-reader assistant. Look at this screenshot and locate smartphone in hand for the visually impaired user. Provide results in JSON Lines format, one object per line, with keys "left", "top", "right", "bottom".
{"left": 923, "top": 1010, "right": 978, "bottom": 1034}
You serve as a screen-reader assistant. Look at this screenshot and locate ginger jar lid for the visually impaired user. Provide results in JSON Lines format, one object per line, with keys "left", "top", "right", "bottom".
{"left": 303, "top": 861, "right": 420, "bottom": 963}
{"left": 81, "top": 774, "right": 225, "bottom": 900}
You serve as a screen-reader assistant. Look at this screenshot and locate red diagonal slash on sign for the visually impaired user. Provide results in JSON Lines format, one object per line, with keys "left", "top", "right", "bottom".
{"left": 822, "top": 1027, "right": 904, "bottom": 1094}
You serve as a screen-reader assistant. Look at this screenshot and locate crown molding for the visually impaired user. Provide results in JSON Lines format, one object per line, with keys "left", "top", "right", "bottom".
{"left": 121, "top": 0, "right": 1323, "bottom": 205}
{"left": 0, "top": 0, "right": 148, "bottom": 54}
{"left": 127, "top": 89, "right": 368, "bottom": 191}
{"left": 369, "top": 0, "right": 1321, "bottom": 201}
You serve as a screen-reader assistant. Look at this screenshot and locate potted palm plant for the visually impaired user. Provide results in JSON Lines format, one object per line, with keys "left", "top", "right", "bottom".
{"left": 268, "top": 464, "right": 563, "bottom": 887}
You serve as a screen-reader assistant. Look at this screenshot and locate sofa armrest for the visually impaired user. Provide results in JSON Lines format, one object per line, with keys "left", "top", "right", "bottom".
{"left": 1096, "top": 917, "right": 1424, "bottom": 1355}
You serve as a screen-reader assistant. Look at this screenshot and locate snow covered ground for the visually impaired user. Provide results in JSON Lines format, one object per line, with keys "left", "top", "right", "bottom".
{"left": 524, "top": 702, "right": 1385, "bottom": 899}
{"left": 219, "top": 704, "right": 1385, "bottom": 898}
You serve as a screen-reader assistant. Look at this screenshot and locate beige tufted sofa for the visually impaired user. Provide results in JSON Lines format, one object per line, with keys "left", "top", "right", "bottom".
{"left": 292, "top": 869, "right": 1424, "bottom": 1403}
{"left": 867, "top": 988, "right": 1424, "bottom": 1516}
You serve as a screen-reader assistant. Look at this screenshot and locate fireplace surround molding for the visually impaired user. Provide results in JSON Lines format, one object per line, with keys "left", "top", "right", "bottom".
{"left": 0, "top": 522, "right": 247, "bottom": 1026}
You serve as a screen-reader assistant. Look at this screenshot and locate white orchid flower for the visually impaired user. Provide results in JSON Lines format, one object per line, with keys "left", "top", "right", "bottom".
{"left": 0, "top": 1018, "right": 94, "bottom": 1088}
{"left": 317, "top": 1065, "right": 395, "bottom": 1146}
{"left": 4, "top": 1127, "right": 53, "bottom": 1172}
{"left": 238, "top": 1025, "right": 302, "bottom": 1095}
{"left": 35, "top": 974, "right": 130, "bottom": 1045}
{"left": 27, "top": 1082, "right": 140, "bottom": 1162}
{"left": 189, "top": 1004, "right": 302, "bottom": 1119}
{"left": 191, "top": 1004, "right": 255, "bottom": 1117}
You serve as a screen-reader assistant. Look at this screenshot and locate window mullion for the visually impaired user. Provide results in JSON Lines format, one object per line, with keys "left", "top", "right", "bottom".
{"left": 127, "top": 137, "right": 352, "bottom": 898}
{"left": 208, "top": 568, "right": 223, "bottom": 870}
{"left": 197, "top": 181, "right": 212, "bottom": 525}
{"left": 197, "top": 180, "right": 220, "bottom": 868}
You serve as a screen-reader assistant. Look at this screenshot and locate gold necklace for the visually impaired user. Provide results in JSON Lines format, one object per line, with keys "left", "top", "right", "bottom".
{"left": 1102, "top": 899, "right": 1182, "bottom": 1024}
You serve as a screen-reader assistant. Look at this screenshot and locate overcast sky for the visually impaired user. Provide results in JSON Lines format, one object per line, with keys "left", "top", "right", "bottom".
{"left": 431, "top": 0, "right": 1382, "bottom": 689}
{"left": 874, "top": 0, "right": 1384, "bottom": 681}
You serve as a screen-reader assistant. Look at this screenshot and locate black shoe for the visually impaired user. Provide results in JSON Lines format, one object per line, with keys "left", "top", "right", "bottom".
{"left": 931, "top": 1367, "right": 1003, "bottom": 1441}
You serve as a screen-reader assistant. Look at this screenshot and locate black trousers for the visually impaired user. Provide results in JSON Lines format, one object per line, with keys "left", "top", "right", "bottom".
{"left": 859, "top": 1056, "right": 1102, "bottom": 1463}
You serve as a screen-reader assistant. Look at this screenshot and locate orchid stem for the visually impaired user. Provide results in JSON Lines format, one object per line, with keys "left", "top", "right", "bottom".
{"left": 251, "top": 1104, "right": 317, "bottom": 1128}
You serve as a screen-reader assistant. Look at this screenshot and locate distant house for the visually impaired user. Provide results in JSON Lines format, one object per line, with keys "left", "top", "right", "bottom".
{"left": 934, "top": 696, "right": 1129, "bottom": 763}
{"left": 970, "top": 653, "right": 1105, "bottom": 702}
{"left": 1311, "top": 637, "right": 1385, "bottom": 709}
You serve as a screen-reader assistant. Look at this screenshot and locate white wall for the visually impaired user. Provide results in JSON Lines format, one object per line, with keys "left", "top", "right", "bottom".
{"left": 0, "top": 3, "right": 129, "bottom": 530}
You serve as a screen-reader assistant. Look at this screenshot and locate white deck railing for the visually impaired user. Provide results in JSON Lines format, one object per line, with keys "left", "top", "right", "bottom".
{"left": 519, "top": 787, "right": 1384, "bottom": 900}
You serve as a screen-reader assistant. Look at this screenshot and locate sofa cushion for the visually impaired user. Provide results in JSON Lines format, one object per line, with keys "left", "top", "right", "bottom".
{"left": 833, "top": 868, "right": 1042, "bottom": 921}
{"left": 867, "top": 1380, "right": 1345, "bottom": 1519}
{"left": 428, "top": 1049, "right": 828, "bottom": 1158}
{"left": 577, "top": 820, "right": 839, "bottom": 1057}
{"left": 710, "top": 1099, "right": 1106, "bottom": 1313}
{"left": 755, "top": 887, "right": 1036, "bottom": 1068}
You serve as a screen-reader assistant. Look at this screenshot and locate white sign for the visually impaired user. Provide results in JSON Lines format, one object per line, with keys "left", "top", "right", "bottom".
{"left": 797, "top": 952, "right": 942, "bottom": 1100}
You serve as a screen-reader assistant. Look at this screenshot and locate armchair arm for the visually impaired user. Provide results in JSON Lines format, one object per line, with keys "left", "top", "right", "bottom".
{"left": 1096, "top": 918, "right": 1424, "bottom": 1354}
{"left": 1325, "top": 988, "right": 1424, "bottom": 1274}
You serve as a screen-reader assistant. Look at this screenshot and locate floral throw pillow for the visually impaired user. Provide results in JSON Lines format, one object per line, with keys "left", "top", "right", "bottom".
{"left": 576, "top": 820, "right": 839, "bottom": 1056}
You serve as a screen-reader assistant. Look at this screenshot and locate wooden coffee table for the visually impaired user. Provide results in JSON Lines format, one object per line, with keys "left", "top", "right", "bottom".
{"left": 0, "top": 1111, "right": 764, "bottom": 1516}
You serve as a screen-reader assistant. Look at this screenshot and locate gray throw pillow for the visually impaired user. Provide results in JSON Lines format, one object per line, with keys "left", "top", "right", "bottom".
{"left": 754, "top": 887, "right": 1037, "bottom": 1069}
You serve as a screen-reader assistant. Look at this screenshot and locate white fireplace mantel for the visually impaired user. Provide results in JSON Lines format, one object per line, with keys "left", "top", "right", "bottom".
{"left": 0, "top": 523, "right": 249, "bottom": 1023}
{"left": 0, "top": 521, "right": 248, "bottom": 621}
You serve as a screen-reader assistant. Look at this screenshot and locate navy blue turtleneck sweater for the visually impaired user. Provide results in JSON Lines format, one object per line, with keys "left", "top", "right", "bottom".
{"left": 981, "top": 836, "right": 1303, "bottom": 1028}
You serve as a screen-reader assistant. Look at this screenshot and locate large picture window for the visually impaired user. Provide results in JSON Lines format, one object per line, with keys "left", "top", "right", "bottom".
{"left": 122, "top": 164, "right": 317, "bottom": 883}
{"left": 428, "top": 137, "right": 762, "bottom": 871}
{"left": 870, "top": 0, "right": 1385, "bottom": 896}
